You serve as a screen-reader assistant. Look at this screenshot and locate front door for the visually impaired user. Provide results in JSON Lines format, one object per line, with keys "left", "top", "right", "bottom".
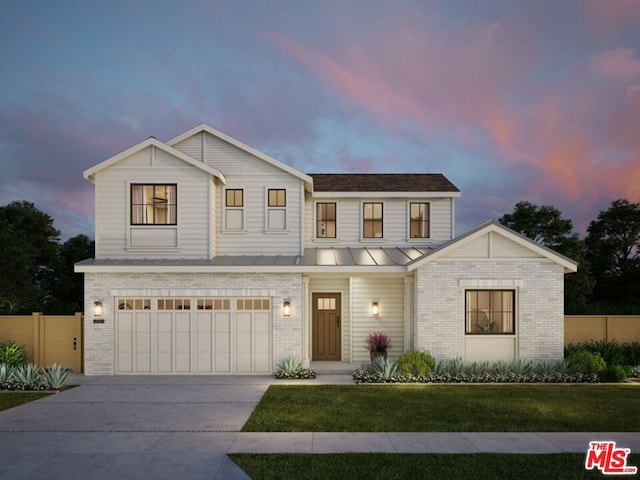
{"left": 312, "top": 293, "right": 341, "bottom": 361}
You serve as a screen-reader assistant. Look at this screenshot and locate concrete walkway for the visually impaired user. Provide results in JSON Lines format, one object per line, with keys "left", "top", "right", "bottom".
{"left": 0, "top": 374, "right": 638, "bottom": 479}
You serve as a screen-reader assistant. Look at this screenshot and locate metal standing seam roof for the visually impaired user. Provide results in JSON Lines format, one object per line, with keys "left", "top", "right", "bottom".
{"left": 76, "top": 247, "right": 433, "bottom": 269}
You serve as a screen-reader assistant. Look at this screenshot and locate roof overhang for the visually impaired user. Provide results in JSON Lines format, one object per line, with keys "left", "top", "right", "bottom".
{"left": 83, "top": 137, "right": 227, "bottom": 184}
{"left": 407, "top": 220, "right": 579, "bottom": 273}
{"left": 312, "top": 191, "right": 461, "bottom": 198}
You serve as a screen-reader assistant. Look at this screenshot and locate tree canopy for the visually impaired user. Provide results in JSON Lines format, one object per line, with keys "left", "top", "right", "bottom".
{"left": 0, "top": 201, "right": 94, "bottom": 314}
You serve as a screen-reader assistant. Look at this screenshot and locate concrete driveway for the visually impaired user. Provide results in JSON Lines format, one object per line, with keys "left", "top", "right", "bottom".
{"left": 0, "top": 375, "right": 273, "bottom": 480}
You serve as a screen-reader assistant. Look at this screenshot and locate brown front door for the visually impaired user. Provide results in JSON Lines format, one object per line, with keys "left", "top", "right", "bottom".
{"left": 312, "top": 293, "right": 341, "bottom": 361}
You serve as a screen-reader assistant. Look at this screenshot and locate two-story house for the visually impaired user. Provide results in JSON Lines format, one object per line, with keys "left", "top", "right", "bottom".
{"left": 76, "top": 124, "right": 577, "bottom": 375}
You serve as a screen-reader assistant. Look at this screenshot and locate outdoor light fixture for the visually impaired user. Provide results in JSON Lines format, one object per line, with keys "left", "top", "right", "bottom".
{"left": 371, "top": 301, "right": 380, "bottom": 316}
{"left": 93, "top": 301, "right": 104, "bottom": 323}
{"left": 283, "top": 299, "right": 291, "bottom": 317}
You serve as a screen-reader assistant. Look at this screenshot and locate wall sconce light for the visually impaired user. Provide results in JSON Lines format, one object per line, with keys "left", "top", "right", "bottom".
{"left": 93, "top": 301, "right": 103, "bottom": 317}
{"left": 283, "top": 299, "right": 291, "bottom": 317}
{"left": 371, "top": 300, "right": 380, "bottom": 317}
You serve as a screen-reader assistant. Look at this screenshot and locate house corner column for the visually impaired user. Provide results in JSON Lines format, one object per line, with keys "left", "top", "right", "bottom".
{"left": 302, "top": 276, "right": 310, "bottom": 368}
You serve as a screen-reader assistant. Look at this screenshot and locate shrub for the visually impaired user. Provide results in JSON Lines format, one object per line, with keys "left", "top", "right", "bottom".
{"left": 565, "top": 340, "right": 640, "bottom": 367}
{"left": 565, "top": 350, "right": 606, "bottom": 374}
{"left": 599, "top": 365, "right": 631, "bottom": 383}
{"left": 397, "top": 350, "right": 436, "bottom": 376}
{"left": 0, "top": 340, "right": 27, "bottom": 367}
{"left": 0, "top": 363, "right": 14, "bottom": 385}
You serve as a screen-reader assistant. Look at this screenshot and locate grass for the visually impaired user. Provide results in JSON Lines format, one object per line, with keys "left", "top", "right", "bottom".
{"left": 242, "top": 384, "right": 640, "bottom": 432}
{"left": 230, "top": 453, "right": 640, "bottom": 480}
{"left": 0, "top": 392, "right": 51, "bottom": 412}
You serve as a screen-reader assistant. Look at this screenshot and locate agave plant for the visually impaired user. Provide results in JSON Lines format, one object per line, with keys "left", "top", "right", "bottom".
{"left": 373, "top": 356, "right": 398, "bottom": 381}
{"left": 43, "top": 364, "right": 71, "bottom": 389}
{"left": 13, "top": 364, "right": 40, "bottom": 385}
{"left": 0, "top": 363, "right": 14, "bottom": 386}
{"left": 277, "top": 356, "right": 303, "bottom": 375}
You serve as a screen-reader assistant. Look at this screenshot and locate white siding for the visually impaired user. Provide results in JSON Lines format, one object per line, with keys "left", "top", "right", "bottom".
{"left": 177, "top": 132, "right": 304, "bottom": 255}
{"left": 446, "top": 232, "right": 541, "bottom": 259}
{"left": 94, "top": 146, "right": 211, "bottom": 259}
{"left": 305, "top": 196, "right": 454, "bottom": 248}
{"left": 350, "top": 276, "right": 405, "bottom": 364}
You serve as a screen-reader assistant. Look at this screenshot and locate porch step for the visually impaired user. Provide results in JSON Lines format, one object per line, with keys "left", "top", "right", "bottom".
{"left": 310, "top": 362, "right": 361, "bottom": 375}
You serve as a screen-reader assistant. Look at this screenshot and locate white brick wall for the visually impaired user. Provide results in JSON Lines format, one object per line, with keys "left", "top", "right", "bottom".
{"left": 83, "top": 272, "right": 303, "bottom": 375}
{"left": 414, "top": 260, "right": 565, "bottom": 362}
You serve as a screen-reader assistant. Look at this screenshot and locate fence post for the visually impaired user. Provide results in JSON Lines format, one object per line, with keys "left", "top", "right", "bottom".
{"left": 31, "top": 312, "right": 41, "bottom": 366}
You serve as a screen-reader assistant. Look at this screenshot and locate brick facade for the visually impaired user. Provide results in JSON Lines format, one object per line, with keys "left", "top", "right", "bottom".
{"left": 84, "top": 272, "right": 303, "bottom": 375}
{"left": 414, "top": 260, "right": 565, "bottom": 362}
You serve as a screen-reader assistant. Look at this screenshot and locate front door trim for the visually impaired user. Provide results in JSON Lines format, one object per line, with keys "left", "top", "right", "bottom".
{"left": 312, "top": 292, "right": 341, "bottom": 361}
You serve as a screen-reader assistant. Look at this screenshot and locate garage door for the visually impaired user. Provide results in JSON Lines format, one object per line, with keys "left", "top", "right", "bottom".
{"left": 116, "top": 297, "right": 271, "bottom": 374}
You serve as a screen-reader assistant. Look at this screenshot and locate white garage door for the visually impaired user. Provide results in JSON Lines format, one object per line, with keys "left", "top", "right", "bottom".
{"left": 116, "top": 297, "right": 271, "bottom": 374}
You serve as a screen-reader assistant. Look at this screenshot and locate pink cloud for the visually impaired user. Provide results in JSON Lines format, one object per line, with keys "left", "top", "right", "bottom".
{"left": 272, "top": 8, "right": 640, "bottom": 230}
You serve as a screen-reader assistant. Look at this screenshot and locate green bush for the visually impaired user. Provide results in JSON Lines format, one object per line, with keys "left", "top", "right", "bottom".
{"left": 397, "top": 350, "right": 436, "bottom": 376}
{"left": 599, "top": 365, "right": 631, "bottom": 383}
{"left": 565, "top": 350, "right": 606, "bottom": 374}
{"left": 0, "top": 340, "right": 27, "bottom": 367}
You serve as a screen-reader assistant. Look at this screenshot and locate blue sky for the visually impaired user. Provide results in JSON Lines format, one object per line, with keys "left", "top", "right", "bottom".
{"left": 1, "top": 0, "right": 640, "bottom": 239}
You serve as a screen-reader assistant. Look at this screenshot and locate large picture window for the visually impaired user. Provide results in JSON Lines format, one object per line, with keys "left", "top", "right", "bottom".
{"left": 316, "top": 202, "right": 336, "bottom": 238}
{"left": 465, "top": 290, "right": 515, "bottom": 334}
{"left": 131, "top": 184, "right": 177, "bottom": 225}
{"left": 363, "top": 202, "right": 383, "bottom": 238}
{"left": 410, "top": 202, "right": 430, "bottom": 238}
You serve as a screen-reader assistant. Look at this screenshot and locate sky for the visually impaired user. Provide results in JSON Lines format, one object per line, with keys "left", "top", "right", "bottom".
{"left": 1, "top": 0, "right": 640, "bottom": 240}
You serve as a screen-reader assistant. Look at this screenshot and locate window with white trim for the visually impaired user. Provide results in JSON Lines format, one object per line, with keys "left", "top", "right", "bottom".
{"left": 363, "top": 202, "right": 383, "bottom": 238}
{"left": 130, "top": 184, "right": 177, "bottom": 225}
{"left": 225, "top": 189, "right": 244, "bottom": 230}
{"left": 409, "top": 202, "right": 430, "bottom": 238}
{"left": 316, "top": 202, "right": 336, "bottom": 238}
{"left": 267, "top": 189, "right": 286, "bottom": 230}
{"left": 465, "top": 290, "right": 515, "bottom": 334}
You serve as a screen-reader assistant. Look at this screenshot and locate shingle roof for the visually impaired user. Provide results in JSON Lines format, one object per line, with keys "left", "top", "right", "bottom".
{"left": 309, "top": 173, "right": 459, "bottom": 193}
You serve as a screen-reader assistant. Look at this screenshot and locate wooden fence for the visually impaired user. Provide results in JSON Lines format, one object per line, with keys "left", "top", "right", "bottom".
{"left": 0, "top": 313, "right": 83, "bottom": 372}
{"left": 565, "top": 315, "right": 640, "bottom": 345}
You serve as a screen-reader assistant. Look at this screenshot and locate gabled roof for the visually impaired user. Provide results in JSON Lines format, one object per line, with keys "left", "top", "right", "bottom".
{"left": 83, "top": 137, "right": 227, "bottom": 183}
{"left": 407, "top": 220, "right": 579, "bottom": 273}
{"left": 168, "top": 124, "right": 313, "bottom": 188}
{"left": 310, "top": 173, "right": 460, "bottom": 194}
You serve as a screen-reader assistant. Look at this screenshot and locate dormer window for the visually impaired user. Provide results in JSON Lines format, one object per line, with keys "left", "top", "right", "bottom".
{"left": 131, "top": 184, "right": 177, "bottom": 225}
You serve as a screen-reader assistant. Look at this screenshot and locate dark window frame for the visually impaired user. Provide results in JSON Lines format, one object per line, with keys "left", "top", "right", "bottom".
{"left": 130, "top": 184, "right": 177, "bottom": 226}
{"left": 268, "top": 189, "right": 286, "bottom": 207}
{"left": 316, "top": 202, "right": 337, "bottom": 238}
{"left": 363, "top": 202, "right": 383, "bottom": 239}
{"left": 465, "top": 289, "right": 516, "bottom": 335}
{"left": 410, "top": 202, "right": 430, "bottom": 238}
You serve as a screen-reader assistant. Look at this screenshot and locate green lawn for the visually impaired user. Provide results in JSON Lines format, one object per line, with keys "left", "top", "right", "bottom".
{"left": 0, "top": 392, "right": 51, "bottom": 412}
{"left": 230, "top": 453, "right": 640, "bottom": 480}
{"left": 242, "top": 384, "right": 640, "bottom": 432}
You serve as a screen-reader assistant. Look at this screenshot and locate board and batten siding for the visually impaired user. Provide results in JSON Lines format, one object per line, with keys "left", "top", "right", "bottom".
{"left": 174, "top": 131, "right": 305, "bottom": 256}
{"left": 350, "top": 276, "right": 405, "bottom": 364}
{"left": 304, "top": 196, "right": 454, "bottom": 248}
{"left": 94, "top": 146, "right": 212, "bottom": 260}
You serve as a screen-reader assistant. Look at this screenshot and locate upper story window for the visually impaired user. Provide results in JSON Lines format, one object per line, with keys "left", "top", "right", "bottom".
{"left": 130, "top": 184, "right": 177, "bottom": 225}
{"left": 267, "top": 189, "right": 286, "bottom": 230}
{"left": 410, "top": 202, "right": 430, "bottom": 238}
{"left": 316, "top": 202, "right": 336, "bottom": 238}
{"left": 225, "top": 188, "right": 244, "bottom": 230}
{"left": 363, "top": 202, "right": 383, "bottom": 238}
{"left": 465, "top": 290, "right": 515, "bottom": 335}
